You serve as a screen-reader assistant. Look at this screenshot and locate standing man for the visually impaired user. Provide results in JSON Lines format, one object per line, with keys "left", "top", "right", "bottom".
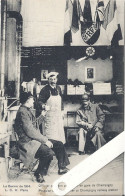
{"left": 38, "top": 72, "right": 70, "bottom": 174}
{"left": 14, "top": 92, "right": 54, "bottom": 183}
{"left": 76, "top": 93, "right": 106, "bottom": 154}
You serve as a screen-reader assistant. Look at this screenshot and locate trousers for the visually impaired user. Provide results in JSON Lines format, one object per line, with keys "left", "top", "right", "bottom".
{"left": 79, "top": 128, "right": 106, "bottom": 152}
{"left": 50, "top": 139, "right": 70, "bottom": 169}
{"left": 35, "top": 143, "right": 54, "bottom": 175}
{"left": 35, "top": 140, "right": 70, "bottom": 175}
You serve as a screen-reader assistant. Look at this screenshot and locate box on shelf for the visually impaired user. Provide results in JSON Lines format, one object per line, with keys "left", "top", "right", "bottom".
{"left": 93, "top": 83, "right": 111, "bottom": 95}
{"left": 115, "top": 84, "right": 124, "bottom": 94}
{"left": 75, "top": 85, "right": 85, "bottom": 95}
{"left": 67, "top": 85, "right": 85, "bottom": 95}
{"left": 67, "top": 85, "right": 76, "bottom": 95}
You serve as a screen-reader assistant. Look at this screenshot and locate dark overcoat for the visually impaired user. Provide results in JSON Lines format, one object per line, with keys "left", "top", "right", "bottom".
{"left": 14, "top": 105, "right": 48, "bottom": 168}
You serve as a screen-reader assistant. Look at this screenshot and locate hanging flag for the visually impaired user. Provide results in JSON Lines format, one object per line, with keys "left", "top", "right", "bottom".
{"left": 82, "top": 0, "right": 92, "bottom": 24}
{"left": 81, "top": 0, "right": 100, "bottom": 45}
{"left": 103, "top": 0, "right": 116, "bottom": 30}
{"left": 95, "top": 0, "right": 104, "bottom": 29}
{"left": 71, "top": 0, "right": 82, "bottom": 33}
{"left": 111, "top": 24, "right": 123, "bottom": 47}
{"left": 102, "top": 0, "right": 118, "bottom": 42}
{"left": 64, "top": 0, "right": 73, "bottom": 45}
{"left": 64, "top": 0, "right": 73, "bottom": 33}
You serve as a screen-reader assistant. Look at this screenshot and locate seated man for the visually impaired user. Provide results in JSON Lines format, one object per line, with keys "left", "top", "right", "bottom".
{"left": 15, "top": 92, "right": 69, "bottom": 184}
{"left": 14, "top": 92, "right": 54, "bottom": 183}
{"left": 76, "top": 94, "right": 106, "bottom": 154}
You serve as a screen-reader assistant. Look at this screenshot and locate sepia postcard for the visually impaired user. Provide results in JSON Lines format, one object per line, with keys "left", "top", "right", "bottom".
{"left": 0, "top": 0, "right": 124, "bottom": 196}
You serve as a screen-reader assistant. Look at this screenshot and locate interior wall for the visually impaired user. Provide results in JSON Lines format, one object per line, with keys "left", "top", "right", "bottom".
{"left": 6, "top": 0, "right": 124, "bottom": 48}
{"left": 21, "top": 59, "right": 67, "bottom": 85}
{"left": 68, "top": 58, "right": 113, "bottom": 83}
{"left": 20, "top": 0, "right": 124, "bottom": 46}
{"left": 21, "top": 0, "right": 66, "bottom": 46}
{"left": 71, "top": 0, "right": 124, "bottom": 46}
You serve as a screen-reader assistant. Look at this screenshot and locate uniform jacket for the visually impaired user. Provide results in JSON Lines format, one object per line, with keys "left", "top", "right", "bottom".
{"left": 14, "top": 105, "right": 48, "bottom": 168}
{"left": 76, "top": 103, "right": 105, "bottom": 130}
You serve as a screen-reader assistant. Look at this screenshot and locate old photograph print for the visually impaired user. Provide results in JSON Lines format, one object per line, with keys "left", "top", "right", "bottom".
{"left": 0, "top": 0, "right": 124, "bottom": 196}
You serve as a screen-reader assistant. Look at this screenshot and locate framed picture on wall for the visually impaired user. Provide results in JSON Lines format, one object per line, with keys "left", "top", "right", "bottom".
{"left": 41, "top": 70, "right": 48, "bottom": 81}
{"left": 85, "top": 67, "right": 95, "bottom": 81}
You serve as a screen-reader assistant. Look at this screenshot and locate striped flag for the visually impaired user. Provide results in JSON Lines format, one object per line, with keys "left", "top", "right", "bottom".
{"left": 102, "top": 0, "right": 122, "bottom": 43}
{"left": 103, "top": 0, "right": 117, "bottom": 30}
{"left": 83, "top": 0, "right": 92, "bottom": 24}
{"left": 64, "top": 0, "right": 73, "bottom": 33}
{"left": 81, "top": 0, "right": 100, "bottom": 45}
{"left": 71, "top": 0, "right": 82, "bottom": 33}
{"left": 95, "top": 0, "right": 104, "bottom": 28}
{"left": 64, "top": 0, "right": 73, "bottom": 45}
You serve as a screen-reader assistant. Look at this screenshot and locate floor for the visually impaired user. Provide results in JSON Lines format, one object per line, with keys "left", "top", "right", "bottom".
{"left": 8, "top": 147, "right": 87, "bottom": 183}
{"left": 6, "top": 147, "right": 124, "bottom": 195}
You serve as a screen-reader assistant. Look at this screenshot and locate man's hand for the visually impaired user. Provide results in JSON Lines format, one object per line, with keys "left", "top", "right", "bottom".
{"left": 41, "top": 110, "right": 47, "bottom": 117}
{"left": 45, "top": 105, "right": 50, "bottom": 111}
{"left": 42, "top": 104, "right": 50, "bottom": 111}
{"left": 94, "top": 127, "right": 100, "bottom": 132}
{"left": 45, "top": 141, "right": 53, "bottom": 148}
{"left": 87, "top": 123, "right": 93, "bottom": 130}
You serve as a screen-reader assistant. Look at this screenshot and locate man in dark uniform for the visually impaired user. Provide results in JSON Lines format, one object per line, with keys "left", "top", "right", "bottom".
{"left": 76, "top": 93, "right": 106, "bottom": 154}
{"left": 38, "top": 72, "right": 70, "bottom": 174}
{"left": 14, "top": 92, "right": 54, "bottom": 183}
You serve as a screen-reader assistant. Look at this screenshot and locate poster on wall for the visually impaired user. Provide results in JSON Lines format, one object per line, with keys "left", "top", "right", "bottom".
{"left": 93, "top": 83, "right": 112, "bottom": 95}
{"left": 41, "top": 70, "right": 48, "bottom": 81}
{"left": 0, "top": 0, "right": 124, "bottom": 196}
{"left": 85, "top": 67, "right": 95, "bottom": 81}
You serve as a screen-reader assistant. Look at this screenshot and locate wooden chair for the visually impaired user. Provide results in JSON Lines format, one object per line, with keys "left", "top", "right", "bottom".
{"left": 9, "top": 123, "right": 38, "bottom": 182}
{"left": 64, "top": 111, "right": 79, "bottom": 146}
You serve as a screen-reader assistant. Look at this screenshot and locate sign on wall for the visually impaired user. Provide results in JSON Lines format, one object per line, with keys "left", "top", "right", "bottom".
{"left": 93, "top": 82, "right": 111, "bottom": 95}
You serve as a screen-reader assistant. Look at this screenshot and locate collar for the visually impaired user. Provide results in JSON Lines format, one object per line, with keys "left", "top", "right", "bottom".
{"left": 21, "top": 105, "right": 35, "bottom": 117}
{"left": 49, "top": 84, "right": 57, "bottom": 89}
{"left": 21, "top": 104, "right": 30, "bottom": 110}
{"left": 82, "top": 102, "right": 92, "bottom": 111}
{"left": 21, "top": 104, "right": 34, "bottom": 111}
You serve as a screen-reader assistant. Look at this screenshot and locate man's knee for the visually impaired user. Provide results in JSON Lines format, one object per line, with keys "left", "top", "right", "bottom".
{"left": 53, "top": 141, "right": 64, "bottom": 149}
{"left": 56, "top": 141, "right": 64, "bottom": 147}
{"left": 35, "top": 144, "right": 54, "bottom": 160}
{"left": 95, "top": 131, "right": 103, "bottom": 138}
{"left": 79, "top": 128, "right": 87, "bottom": 135}
{"left": 48, "top": 149, "right": 54, "bottom": 160}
